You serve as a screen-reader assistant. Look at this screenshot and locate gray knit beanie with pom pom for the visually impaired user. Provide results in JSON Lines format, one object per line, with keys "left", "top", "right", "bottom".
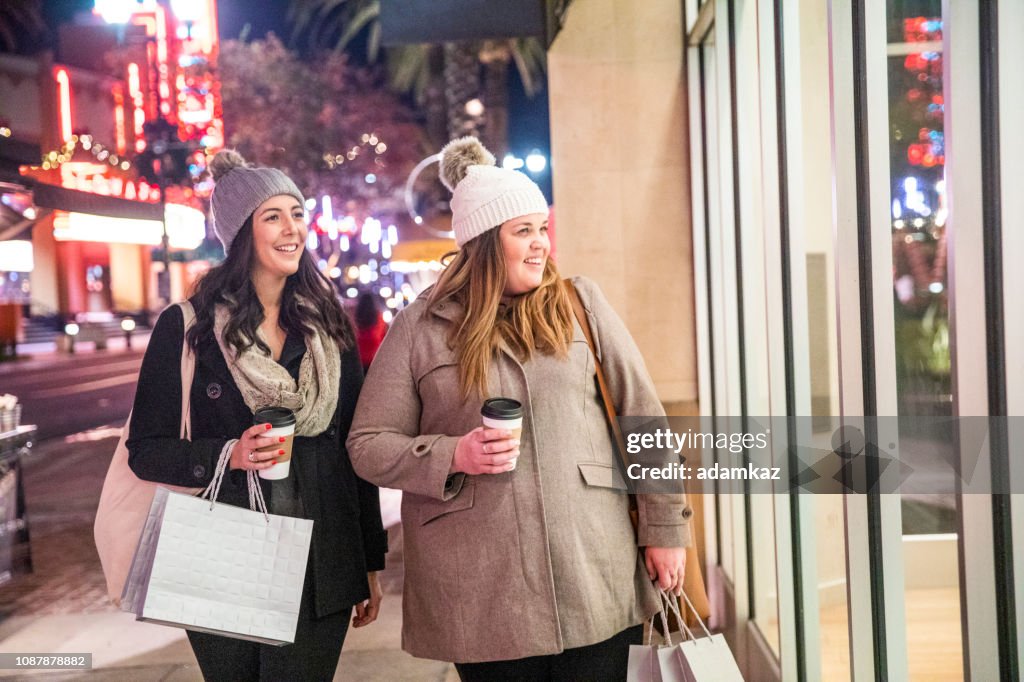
{"left": 439, "top": 137, "right": 549, "bottom": 247}
{"left": 209, "top": 150, "right": 304, "bottom": 253}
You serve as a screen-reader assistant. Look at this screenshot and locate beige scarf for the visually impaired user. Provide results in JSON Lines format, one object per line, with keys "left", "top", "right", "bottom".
{"left": 213, "top": 304, "right": 340, "bottom": 437}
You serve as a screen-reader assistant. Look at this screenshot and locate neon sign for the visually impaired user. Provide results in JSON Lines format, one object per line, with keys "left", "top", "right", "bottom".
{"left": 60, "top": 162, "right": 160, "bottom": 203}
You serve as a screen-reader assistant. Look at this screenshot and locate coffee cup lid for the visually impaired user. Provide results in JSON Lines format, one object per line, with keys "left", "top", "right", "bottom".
{"left": 481, "top": 398, "right": 523, "bottom": 420}
{"left": 253, "top": 407, "right": 296, "bottom": 427}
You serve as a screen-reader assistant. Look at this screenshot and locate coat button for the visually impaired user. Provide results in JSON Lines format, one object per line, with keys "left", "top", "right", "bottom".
{"left": 193, "top": 464, "right": 206, "bottom": 479}
{"left": 681, "top": 505, "right": 694, "bottom": 520}
{"left": 206, "top": 383, "right": 222, "bottom": 400}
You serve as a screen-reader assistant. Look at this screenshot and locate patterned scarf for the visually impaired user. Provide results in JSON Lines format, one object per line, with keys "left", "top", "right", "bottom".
{"left": 213, "top": 304, "right": 339, "bottom": 437}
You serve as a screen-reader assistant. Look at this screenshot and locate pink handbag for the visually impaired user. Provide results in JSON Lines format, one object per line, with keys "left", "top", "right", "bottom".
{"left": 94, "top": 302, "right": 202, "bottom": 604}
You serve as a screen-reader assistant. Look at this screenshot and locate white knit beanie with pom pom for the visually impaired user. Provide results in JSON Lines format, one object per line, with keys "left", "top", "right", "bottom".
{"left": 209, "top": 149, "right": 305, "bottom": 254}
{"left": 439, "top": 137, "right": 549, "bottom": 247}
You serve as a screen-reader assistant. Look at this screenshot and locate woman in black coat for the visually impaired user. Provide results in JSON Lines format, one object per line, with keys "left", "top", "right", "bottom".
{"left": 126, "top": 150, "right": 386, "bottom": 681}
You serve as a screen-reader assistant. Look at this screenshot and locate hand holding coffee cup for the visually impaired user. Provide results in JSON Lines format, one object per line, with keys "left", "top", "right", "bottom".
{"left": 253, "top": 408, "right": 297, "bottom": 480}
{"left": 481, "top": 398, "right": 523, "bottom": 470}
{"left": 451, "top": 414, "right": 521, "bottom": 477}
{"left": 230, "top": 422, "right": 286, "bottom": 472}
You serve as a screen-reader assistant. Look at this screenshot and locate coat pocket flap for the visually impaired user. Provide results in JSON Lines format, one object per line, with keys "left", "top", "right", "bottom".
{"left": 417, "top": 485, "right": 475, "bottom": 526}
{"left": 577, "top": 462, "right": 627, "bottom": 491}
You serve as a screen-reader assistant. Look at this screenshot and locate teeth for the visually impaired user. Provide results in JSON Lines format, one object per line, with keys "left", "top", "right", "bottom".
{"left": 275, "top": 245, "right": 298, "bottom": 253}
{"left": 524, "top": 258, "right": 543, "bottom": 265}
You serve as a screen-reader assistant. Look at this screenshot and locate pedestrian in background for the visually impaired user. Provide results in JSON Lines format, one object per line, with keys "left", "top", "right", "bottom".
{"left": 354, "top": 292, "right": 387, "bottom": 373}
{"left": 126, "top": 150, "right": 386, "bottom": 681}
{"left": 347, "top": 137, "right": 691, "bottom": 681}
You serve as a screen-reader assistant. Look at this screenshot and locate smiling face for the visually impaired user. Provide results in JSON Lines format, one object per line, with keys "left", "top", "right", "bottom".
{"left": 250, "top": 194, "right": 307, "bottom": 282}
{"left": 498, "top": 212, "right": 550, "bottom": 296}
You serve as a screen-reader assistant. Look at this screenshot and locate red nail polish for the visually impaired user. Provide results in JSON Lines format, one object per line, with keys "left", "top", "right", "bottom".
{"left": 278, "top": 449, "right": 285, "bottom": 455}
{"left": 265, "top": 424, "right": 272, "bottom": 430}
{"left": 279, "top": 436, "right": 286, "bottom": 443}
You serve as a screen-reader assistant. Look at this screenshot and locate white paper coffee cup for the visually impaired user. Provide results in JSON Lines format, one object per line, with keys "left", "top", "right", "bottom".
{"left": 254, "top": 407, "right": 297, "bottom": 480}
{"left": 481, "top": 398, "right": 524, "bottom": 471}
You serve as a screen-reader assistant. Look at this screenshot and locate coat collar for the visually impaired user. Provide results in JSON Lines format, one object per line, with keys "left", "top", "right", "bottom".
{"left": 427, "top": 297, "right": 462, "bottom": 323}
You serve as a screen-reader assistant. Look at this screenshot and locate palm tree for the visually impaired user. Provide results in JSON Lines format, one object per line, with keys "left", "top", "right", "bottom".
{"left": 287, "top": 0, "right": 546, "bottom": 154}
{"left": 0, "top": 0, "right": 44, "bottom": 54}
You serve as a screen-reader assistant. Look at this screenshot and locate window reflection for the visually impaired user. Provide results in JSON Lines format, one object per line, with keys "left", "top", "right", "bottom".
{"left": 887, "top": 3, "right": 963, "bottom": 679}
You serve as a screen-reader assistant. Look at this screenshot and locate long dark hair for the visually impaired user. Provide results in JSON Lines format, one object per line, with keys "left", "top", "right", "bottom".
{"left": 187, "top": 216, "right": 354, "bottom": 355}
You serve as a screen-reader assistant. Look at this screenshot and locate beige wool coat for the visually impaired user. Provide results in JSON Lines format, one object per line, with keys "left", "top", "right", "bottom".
{"left": 347, "top": 276, "right": 692, "bottom": 663}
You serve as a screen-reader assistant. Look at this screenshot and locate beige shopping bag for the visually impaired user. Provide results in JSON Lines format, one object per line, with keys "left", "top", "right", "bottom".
{"left": 94, "top": 302, "right": 201, "bottom": 604}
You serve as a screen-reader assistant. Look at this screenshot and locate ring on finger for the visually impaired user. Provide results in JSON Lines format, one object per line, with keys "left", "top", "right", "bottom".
{"left": 248, "top": 451, "right": 257, "bottom": 463}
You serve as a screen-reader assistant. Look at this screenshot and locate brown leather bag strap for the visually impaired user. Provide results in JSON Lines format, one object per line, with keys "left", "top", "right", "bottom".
{"left": 564, "top": 280, "right": 636, "bottom": 514}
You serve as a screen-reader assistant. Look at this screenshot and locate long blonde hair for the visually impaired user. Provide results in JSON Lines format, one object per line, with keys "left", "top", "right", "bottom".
{"left": 428, "top": 227, "right": 575, "bottom": 399}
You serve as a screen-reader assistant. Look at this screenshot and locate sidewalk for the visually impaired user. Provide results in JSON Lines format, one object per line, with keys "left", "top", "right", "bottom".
{"left": 0, "top": 429, "right": 454, "bottom": 681}
{"left": 0, "top": 331, "right": 152, "bottom": 374}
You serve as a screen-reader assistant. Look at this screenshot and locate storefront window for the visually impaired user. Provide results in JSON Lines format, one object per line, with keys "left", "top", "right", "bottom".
{"left": 887, "top": 1, "right": 963, "bottom": 678}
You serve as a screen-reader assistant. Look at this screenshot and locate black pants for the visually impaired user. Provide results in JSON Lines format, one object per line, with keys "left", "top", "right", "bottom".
{"left": 454, "top": 624, "right": 644, "bottom": 682}
{"left": 187, "top": 576, "right": 351, "bottom": 682}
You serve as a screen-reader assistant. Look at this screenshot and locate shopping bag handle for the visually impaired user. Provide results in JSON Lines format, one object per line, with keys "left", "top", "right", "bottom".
{"left": 645, "top": 594, "right": 676, "bottom": 647}
{"left": 660, "top": 588, "right": 714, "bottom": 641}
{"left": 200, "top": 439, "right": 270, "bottom": 522}
{"left": 660, "top": 589, "right": 697, "bottom": 643}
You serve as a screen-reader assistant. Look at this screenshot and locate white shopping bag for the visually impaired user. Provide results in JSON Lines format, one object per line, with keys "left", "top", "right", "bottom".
{"left": 678, "top": 635, "right": 744, "bottom": 682}
{"left": 121, "top": 443, "right": 312, "bottom": 645}
{"left": 628, "top": 593, "right": 688, "bottom": 682}
{"left": 667, "top": 591, "right": 744, "bottom": 682}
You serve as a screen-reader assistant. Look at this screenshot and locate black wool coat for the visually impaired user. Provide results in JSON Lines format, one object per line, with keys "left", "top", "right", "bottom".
{"left": 126, "top": 302, "right": 387, "bottom": 618}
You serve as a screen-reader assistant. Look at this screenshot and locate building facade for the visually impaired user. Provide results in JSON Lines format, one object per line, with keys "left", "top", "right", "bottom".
{"left": 549, "top": 0, "right": 1022, "bottom": 679}
{"left": 0, "top": 0, "right": 220, "bottom": 322}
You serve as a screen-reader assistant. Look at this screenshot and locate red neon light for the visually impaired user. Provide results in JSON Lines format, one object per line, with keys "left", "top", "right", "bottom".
{"left": 113, "top": 85, "right": 127, "bottom": 154}
{"left": 55, "top": 68, "right": 72, "bottom": 143}
{"left": 155, "top": 6, "right": 171, "bottom": 116}
{"left": 127, "top": 62, "right": 145, "bottom": 140}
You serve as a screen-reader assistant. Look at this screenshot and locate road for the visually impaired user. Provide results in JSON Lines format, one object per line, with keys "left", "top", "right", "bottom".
{"left": 0, "top": 350, "right": 144, "bottom": 440}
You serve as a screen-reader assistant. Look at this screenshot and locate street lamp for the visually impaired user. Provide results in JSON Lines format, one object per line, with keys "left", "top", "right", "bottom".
{"left": 169, "top": 0, "right": 204, "bottom": 38}
{"left": 64, "top": 322, "right": 80, "bottom": 354}
{"left": 121, "top": 318, "right": 136, "bottom": 349}
{"left": 94, "top": 0, "right": 138, "bottom": 25}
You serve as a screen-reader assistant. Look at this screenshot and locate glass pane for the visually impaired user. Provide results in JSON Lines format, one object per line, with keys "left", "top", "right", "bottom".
{"left": 794, "top": 0, "right": 852, "bottom": 676}
{"left": 886, "top": 1, "right": 964, "bottom": 679}
{"left": 701, "top": 32, "right": 737, "bottom": 586}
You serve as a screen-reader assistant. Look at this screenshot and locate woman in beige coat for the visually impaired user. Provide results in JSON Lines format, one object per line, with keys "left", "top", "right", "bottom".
{"left": 347, "top": 137, "right": 692, "bottom": 681}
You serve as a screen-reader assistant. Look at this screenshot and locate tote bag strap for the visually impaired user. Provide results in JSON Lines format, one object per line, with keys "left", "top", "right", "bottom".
{"left": 177, "top": 301, "right": 197, "bottom": 441}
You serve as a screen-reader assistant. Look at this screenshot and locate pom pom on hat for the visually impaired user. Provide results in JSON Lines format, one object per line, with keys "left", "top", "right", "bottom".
{"left": 208, "top": 149, "right": 250, "bottom": 182}
{"left": 439, "top": 136, "right": 496, "bottom": 191}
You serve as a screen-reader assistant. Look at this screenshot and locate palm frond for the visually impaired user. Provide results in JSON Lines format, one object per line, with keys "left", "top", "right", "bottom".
{"left": 387, "top": 44, "right": 429, "bottom": 94}
{"left": 510, "top": 37, "right": 547, "bottom": 97}
{"left": 335, "top": 1, "right": 380, "bottom": 54}
{"left": 367, "top": 20, "right": 382, "bottom": 63}
{"left": 287, "top": 0, "right": 350, "bottom": 46}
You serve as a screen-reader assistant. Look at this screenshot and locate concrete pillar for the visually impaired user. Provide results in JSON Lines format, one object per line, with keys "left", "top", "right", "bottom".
{"left": 57, "top": 239, "right": 86, "bottom": 315}
{"left": 30, "top": 213, "right": 60, "bottom": 316}
{"left": 548, "top": 0, "right": 697, "bottom": 404}
{"left": 109, "top": 243, "right": 147, "bottom": 311}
